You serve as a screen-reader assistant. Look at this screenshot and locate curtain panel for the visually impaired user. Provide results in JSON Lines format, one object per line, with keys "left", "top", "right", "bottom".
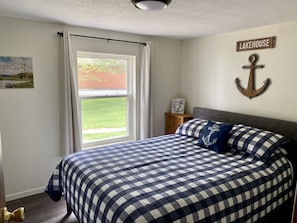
{"left": 139, "top": 43, "right": 152, "bottom": 139}
{"left": 60, "top": 31, "right": 82, "bottom": 156}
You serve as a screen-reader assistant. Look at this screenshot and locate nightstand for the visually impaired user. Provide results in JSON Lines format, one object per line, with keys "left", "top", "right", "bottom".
{"left": 165, "top": 113, "right": 192, "bottom": 134}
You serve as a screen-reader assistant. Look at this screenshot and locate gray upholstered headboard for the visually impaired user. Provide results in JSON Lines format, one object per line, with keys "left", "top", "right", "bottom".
{"left": 193, "top": 107, "right": 297, "bottom": 178}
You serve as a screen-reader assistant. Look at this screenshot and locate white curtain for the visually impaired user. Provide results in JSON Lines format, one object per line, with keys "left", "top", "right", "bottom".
{"left": 60, "top": 31, "right": 82, "bottom": 156}
{"left": 139, "top": 42, "right": 152, "bottom": 139}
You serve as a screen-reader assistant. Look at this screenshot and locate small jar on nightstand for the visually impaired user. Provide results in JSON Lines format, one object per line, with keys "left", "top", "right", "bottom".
{"left": 165, "top": 112, "right": 192, "bottom": 134}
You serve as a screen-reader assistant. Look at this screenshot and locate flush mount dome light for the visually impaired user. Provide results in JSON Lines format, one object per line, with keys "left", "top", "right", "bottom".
{"left": 131, "top": 0, "right": 172, "bottom": 10}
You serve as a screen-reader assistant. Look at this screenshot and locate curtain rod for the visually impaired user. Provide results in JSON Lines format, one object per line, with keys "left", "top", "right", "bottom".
{"left": 57, "top": 32, "right": 146, "bottom": 46}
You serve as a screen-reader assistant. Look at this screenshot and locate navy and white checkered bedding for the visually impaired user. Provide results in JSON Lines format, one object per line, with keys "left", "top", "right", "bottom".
{"left": 45, "top": 134, "right": 293, "bottom": 223}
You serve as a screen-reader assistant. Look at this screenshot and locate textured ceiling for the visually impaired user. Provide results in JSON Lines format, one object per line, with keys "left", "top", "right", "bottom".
{"left": 0, "top": 0, "right": 297, "bottom": 39}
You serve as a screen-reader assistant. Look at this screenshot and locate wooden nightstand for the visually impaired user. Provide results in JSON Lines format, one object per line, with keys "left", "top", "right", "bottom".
{"left": 165, "top": 113, "right": 192, "bottom": 134}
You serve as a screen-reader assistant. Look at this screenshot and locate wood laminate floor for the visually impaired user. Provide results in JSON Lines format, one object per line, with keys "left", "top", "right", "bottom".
{"left": 6, "top": 193, "right": 79, "bottom": 223}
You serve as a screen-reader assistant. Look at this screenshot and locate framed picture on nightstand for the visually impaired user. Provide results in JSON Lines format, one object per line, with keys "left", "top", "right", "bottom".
{"left": 171, "top": 98, "right": 185, "bottom": 114}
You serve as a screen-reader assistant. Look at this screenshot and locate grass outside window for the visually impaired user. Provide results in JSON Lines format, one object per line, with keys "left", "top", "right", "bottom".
{"left": 81, "top": 97, "right": 127, "bottom": 142}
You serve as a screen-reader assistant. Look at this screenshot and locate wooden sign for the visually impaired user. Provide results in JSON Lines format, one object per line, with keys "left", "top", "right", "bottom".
{"left": 236, "top": 36, "right": 276, "bottom": 52}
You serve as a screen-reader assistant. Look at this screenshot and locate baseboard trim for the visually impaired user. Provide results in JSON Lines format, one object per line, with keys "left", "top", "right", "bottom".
{"left": 6, "top": 186, "right": 45, "bottom": 201}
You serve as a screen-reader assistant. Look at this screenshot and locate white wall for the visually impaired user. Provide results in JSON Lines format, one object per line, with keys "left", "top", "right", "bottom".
{"left": 0, "top": 17, "right": 182, "bottom": 200}
{"left": 150, "top": 37, "right": 183, "bottom": 133}
{"left": 0, "top": 18, "right": 62, "bottom": 200}
{"left": 181, "top": 21, "right": 297, "bottom": 122}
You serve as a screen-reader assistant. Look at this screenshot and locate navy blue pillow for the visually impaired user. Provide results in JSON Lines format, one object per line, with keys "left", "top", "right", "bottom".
{"left": 197, "top": 121, "right": 233, "bottom": 153}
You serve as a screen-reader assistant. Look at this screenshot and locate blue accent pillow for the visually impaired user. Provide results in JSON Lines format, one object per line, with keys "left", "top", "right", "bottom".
{"left": 197, "top": 121, "right": 233, "bottom": 153}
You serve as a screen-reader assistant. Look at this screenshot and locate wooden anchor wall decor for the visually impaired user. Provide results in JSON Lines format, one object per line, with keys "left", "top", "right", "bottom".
{"left": 235, "top": 54, "right": 270, "bottom": 99}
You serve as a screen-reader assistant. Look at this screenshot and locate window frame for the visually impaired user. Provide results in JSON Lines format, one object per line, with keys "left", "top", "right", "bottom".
{"left": 77, "top": 51, "right": 137, "bottom": 149}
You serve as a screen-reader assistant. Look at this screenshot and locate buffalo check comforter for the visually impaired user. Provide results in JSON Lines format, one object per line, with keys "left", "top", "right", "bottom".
{"left": 45, "top": 134, "right": 293, "bottom": 223}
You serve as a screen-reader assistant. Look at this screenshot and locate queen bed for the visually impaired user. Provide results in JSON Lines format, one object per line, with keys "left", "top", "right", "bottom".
{"left": 45, "top": 107, "right": 297, "bottom": 223}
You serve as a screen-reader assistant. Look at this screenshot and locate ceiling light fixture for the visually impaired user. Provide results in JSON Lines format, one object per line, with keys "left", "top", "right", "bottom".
{"left": 131, "top": 0, "right": 172, "bottom": 11}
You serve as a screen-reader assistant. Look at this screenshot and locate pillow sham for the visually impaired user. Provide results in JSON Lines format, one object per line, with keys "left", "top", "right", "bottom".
{"left": 175, "top": 118, "right": 208, "bottom": 138}
{"left": 227, "top": 124, "right": 289, "bottom": 160}
{"left": 197, "top": 120, "right": 233, "bottom": 153}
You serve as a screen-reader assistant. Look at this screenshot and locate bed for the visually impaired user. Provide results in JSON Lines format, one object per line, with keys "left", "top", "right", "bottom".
{"left": 45, "top": 107, "right": 297, "bottom": 223}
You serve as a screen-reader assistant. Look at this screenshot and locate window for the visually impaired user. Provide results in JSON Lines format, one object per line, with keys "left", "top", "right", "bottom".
{"left": 77, "top": 52, "right": 136, "bottom": 148}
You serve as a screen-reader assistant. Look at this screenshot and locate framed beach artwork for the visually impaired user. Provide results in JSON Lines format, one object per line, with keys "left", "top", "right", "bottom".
{"left": 0, "top": 56, "right": 34, "bottom": 89}
{"left": 171, "top": 98, "right": 185, "bottom": 114}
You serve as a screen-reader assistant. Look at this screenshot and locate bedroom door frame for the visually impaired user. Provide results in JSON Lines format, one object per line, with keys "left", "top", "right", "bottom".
{"left": 292, "top": 186, "right": 297, "bottom": 223}
{"left": 0, "top": 131, "right": 5, "bottom": 207}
